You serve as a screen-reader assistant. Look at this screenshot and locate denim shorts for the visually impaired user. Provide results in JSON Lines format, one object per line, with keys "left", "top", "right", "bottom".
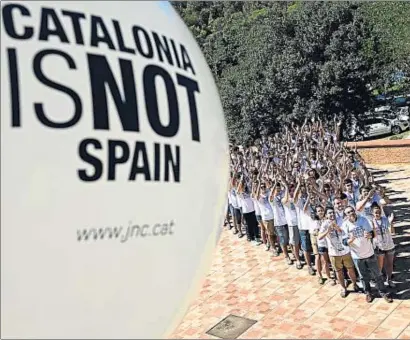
{"left": 229, "top": 206, "right": 242, "bottom": 224}
{"left": 288, "top": 225, "right": 300, "bottom": 246}
{"left": 275, "top": 224, "right": 289, "bottom": 246}
{"left": 374, "top": 247, "right": 395, "bottom": 256}
{"left": 318, "top": 247, "right": 328, "bottom": 255}
{"left": 299, "top": 229, "right": 313, "bottom": 253}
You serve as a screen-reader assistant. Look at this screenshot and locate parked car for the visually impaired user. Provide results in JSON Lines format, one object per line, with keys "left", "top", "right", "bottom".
{"left": 388, "top": 118, "right": 410, "bottom": 134}
{"left": 392, "top": 95, "right": 409, "bottom": 107}
{"left": 344, "top": 117, "right": 409, "bottom": 141}
{"left": 374, "top": 105, "right": 391, "bottom": 113}
{"left": 374, "top": 93, "right": 410, "bottom": 107}
{"left": 396, "top": 106, "right": 409, "bottom": 121}
{"left": 373, "top": 107, "right": 409, "bottom": 122}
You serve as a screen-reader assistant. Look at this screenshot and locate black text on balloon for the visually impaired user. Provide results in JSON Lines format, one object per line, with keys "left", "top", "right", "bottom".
{"left": 2, "top": 1, "right": 204, "bottom": 184}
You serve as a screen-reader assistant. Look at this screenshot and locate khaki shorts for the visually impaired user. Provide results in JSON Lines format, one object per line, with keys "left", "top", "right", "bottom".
{"left": 262, "top": 219, "right": 275, "bottom": 236}
{"left": 331, "top": 254, "right": 354, "bottom": 271}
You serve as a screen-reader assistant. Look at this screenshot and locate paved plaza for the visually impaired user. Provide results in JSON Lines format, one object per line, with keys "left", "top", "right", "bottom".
{"left": 171, "top": 164, "right": 410, "bottom": 339}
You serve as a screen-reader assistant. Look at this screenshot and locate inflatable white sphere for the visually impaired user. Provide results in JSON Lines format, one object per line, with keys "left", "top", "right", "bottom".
{"left": 0, "top": 1, "right": 229, "bottom": 338}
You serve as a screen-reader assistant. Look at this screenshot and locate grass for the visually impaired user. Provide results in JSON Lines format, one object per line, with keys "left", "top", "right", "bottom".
{"left": 382, "top": 130, "right": 410, "bottom": 140}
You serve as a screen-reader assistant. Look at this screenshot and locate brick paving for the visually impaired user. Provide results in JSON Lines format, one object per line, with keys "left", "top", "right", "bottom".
{"left": 170, "top": 164, "right": 410, "bottom": 339}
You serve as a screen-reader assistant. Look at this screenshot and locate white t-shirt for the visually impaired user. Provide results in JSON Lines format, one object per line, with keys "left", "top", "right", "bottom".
{"left": 284, "top": 200, "right": 298, "bottom": 227}
{"left": 335, "top": 210, "right": 345, "bottom": 226}
{"left": 345, "top": 191, "right": 358, "bottom": 209}
{"left": 310, "top": 219, "right": 327, "bottom": 247}
{"left": 342, "top": 216, "right": 374, "bottom": 260}
{"left": 257, "top": 190, "right": 274, "bottom": 221}
{"left": 270, "top": 195, "right": 287, "bottom": 226}
{"left": 372, "top": 217, "right": 395, "bottom": 251}
{"left": 310, "top": 159, "right": 323, "bottom": 170}
{"left": 358, "top": 194, "right": 383, "bottom": 219}
{"left": 296, "top": 196, "right": 309, "bottom": 231}
{"left": 238, "top": 193, "right": 255, "bottom": 214}
{"left": 228, "top": 189, "right": 240, "bottom": 208}
{"left": 253, "top": 198, "right": 261, "bottom": 216}
{"left": 352, "top": 179, "right": 361, "bottom": 198}
{"left": 319, "top": 220, "right": 350, "bottom": 257}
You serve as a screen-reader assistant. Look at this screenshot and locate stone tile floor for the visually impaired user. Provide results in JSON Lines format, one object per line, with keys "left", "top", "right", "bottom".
{"left": 170, "top": 164, "right": 410, "bottom": 339}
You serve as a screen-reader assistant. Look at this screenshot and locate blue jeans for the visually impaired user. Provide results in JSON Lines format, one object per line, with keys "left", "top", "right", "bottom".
{"left": 299, "top": 230, "right": 313, "bottom": 253}
{"left": 353, "top": 255, "right": 387, "bottom": 296}
{"left": 275, "top": 225, "right": 289, "bottom": 246}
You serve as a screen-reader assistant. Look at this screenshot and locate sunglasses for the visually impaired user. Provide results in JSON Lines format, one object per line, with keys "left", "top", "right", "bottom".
{"left": 345, "top": 210, "right": 355, "bottom": 215}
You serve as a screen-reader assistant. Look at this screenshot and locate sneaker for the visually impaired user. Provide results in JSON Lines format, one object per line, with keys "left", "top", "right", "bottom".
{"left": 265, "top": 243, "right": 271, "bottom": 251}
{"left": 286, "top": 257, "right": 293, "bottom": 265}
{"left": 340, "top": 289, "right": 348, "bottom": 298}
{"left": 255, "top": 239, "right": 263, "bottom": 246}
{"left": 387, "top": 280, "right": 396, "bottom": 288}
{"left": 353, "top": 284, "right": 360, "bottom": 292}
{"left": 308, "top": 266, "right": 315, "bottom": 276}
{"left": 366, "top": 293, "right": 373, "bottom": 303}
{"left": 383, "top": 293, "right": 393, "bottom": 303}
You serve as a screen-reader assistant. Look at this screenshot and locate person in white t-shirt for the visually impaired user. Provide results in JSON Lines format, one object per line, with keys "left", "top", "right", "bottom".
{"left": 254, "top": 181, "right": 279, "bottom": 256}
{"left": 350, "top": 170, "right": 363, "bottom": 198}
{"left": 319, "top": 207, "right": 359, "bottom": 298}
{"left": 225, "top": 195, "right": 233, "bottom": 230}
{"left": 252, "top": 183, "right": 268, "bottom": 250}
{"left": 342, "top": 206, "right": 393, "bottom": 303}
{"left": 310, "top": 204, "right": 334, "bottom": 285}
{"left": 282, "top": 181, "right": 303, "bottom": 270}
{"left": 294, "top": 181, "right": 315, "bottom": 276}
{"left": 356, "top": 186, "right": 388, "bottom": 220}
{"left": 343, "top": 179, "right": 359, "bottom": 209}
{"left": 237, "top": 178, "right": 262, "bottom": 245}
{"left": 333, "top": 197, "right": 346, "bottom": 226}
{"left": 269, "top": 180, "right": 292, "bottom": 265}
{"left": 228, "top": 174, "right": 245, "bottom": 239}
{"left": 371, "top": 203, "right": 396, "bottom": 288}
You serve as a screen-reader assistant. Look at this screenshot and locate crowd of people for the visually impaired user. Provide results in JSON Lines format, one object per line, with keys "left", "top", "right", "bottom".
{"left": 225, "top": 118, "right": 396, "bottom": 303}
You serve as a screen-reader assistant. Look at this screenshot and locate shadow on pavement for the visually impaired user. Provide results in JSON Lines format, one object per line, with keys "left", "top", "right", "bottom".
{"left": 374, "top": 171, "right": 410, "bottom": 300}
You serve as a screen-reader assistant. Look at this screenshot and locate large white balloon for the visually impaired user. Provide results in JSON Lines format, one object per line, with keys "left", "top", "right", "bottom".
{"left": 0, "top": 1, "right": 229, "bottom": 338}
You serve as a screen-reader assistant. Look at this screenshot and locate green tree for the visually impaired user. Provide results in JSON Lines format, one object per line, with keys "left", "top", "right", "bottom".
{"left": 174, "top": 1, "right": 398, "bottom": 144}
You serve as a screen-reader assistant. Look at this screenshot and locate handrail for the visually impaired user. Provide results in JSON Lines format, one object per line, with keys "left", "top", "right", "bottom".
{"left": 345, "top": 139, "right": 410, "bottom": 149}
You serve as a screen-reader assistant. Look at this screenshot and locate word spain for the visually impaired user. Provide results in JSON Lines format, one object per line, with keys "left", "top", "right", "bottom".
{"left": 2, "top": 3, "right": 203, "bottom": 183}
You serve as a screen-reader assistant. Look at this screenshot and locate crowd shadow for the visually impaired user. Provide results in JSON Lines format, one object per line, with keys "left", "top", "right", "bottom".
{"left": 373, "top": 170, "right": 410, "bottom": 300}
{"left": 371, "top": 169, "right": 404, "bottom": 177}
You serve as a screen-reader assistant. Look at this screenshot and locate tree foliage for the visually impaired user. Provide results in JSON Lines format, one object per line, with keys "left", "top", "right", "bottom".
{"left": 361, "top": 2, "right": 410, "bottom": 75}
{"left": 173, "top": 1, "right": 410, "bottom": 144}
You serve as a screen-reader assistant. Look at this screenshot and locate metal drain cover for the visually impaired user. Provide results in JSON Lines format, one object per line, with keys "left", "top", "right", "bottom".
{"left": 206, "top": 314, "right": 257, "bottom": 339}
